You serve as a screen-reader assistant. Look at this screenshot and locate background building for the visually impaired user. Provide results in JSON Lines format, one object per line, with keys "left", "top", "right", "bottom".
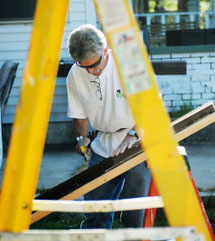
{"left": 0, "top": 0, "right": 215, "bottom": 144}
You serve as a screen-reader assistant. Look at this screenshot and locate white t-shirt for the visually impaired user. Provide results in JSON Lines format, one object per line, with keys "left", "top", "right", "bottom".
{"left": 66, "top": 50, "right": 135, "bottom": 157}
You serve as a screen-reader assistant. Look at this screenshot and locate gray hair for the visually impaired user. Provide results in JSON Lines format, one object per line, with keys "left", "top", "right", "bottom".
{"left": 68, "top": 24, "right": 107, "bottom": 63}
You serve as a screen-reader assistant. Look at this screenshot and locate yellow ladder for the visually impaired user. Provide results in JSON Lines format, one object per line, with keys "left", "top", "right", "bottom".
{"left": 0, "top": 1, "right": 213, "bottom": 241}
{"left": 93, "top": 1, "right": 214, "bottom": 241}
{"left": 0, "top": 0, "right": 70, "bottom": 231}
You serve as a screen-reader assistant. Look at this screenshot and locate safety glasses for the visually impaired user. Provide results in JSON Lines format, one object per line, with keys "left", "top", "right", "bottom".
{"left": 76, "top": 56, "right": 102, "bottom": 69}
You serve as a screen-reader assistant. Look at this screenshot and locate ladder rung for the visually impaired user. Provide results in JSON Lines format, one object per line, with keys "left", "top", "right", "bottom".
{"left": 0, "top": 227, "right": 204, "bottom": 241}
{"left": 32, "top": 196, "right": 164, "bottom": 212}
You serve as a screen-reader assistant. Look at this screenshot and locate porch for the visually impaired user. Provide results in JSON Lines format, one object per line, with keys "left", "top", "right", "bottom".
{"left": 134, "top": 10, "right": 215, "bottom": 46}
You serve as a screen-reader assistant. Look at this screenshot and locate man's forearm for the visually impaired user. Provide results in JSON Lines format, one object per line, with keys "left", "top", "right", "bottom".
{"left": 73, "top": 118, "right": 90, "bottom": 159}
{"left": 73, "top": 118, "right": 88, "bottom": 138}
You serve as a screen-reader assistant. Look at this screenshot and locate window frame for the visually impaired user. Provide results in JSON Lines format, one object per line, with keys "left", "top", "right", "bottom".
{"left": 0, "top": 0, "right": 37, "bottom": 22}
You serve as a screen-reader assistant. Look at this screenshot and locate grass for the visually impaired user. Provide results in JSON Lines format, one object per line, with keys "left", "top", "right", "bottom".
{"left": 30, "top": 213, "right": 85, "bottom": 229}
{"left": 154, "top": 196, "right": 215, "bottom": 233}
{"left": 30, "top": 212, "right": 123, "bottom": 230}
{"left": 30, "top": 196, "right": 215, "bottom": 232}
{"left": 169, "top": 103, "right": 194, "bottom": 119}
{"left": 202, "top": 196, "right": 215, "bottom": 231}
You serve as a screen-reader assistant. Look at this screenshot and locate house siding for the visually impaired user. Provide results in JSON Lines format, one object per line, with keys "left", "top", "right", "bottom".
{"left": 150, "top": 48, "right": 215, "bottom": 112}
{"left": 0, "top": 0, "right": 96, "bottom": 124}
{"left": 1, "top": 1, "right": 215, "bottom": 144}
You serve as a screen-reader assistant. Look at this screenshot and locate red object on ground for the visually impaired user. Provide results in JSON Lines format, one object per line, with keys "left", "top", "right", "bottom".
{"left": 143, "top": 174, "right": 215, "bottom": 241}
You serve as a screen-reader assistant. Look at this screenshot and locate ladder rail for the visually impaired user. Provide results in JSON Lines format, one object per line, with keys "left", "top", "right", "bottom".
{"left": 0, "top": 0, "right": 69, "bottom": 232}
{"left": 93, "top": 1, "right": 214, "bottom": 240}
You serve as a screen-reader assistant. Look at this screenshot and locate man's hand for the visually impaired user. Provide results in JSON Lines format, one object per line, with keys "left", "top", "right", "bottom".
{"left": 76, "top": 136, "right": 91, "bottom": 160}
{"left": 112, "top": 135, "right": 138, "bottom": 157}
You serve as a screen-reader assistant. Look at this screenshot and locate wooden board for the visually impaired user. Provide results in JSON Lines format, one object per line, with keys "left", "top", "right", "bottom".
{"left": 0, "top": 227, "right": 200, "bottom": 241}
{"left": 32, "top": 196, "right": 164, "bottom": 213}
{"left": 172, "top": 101, "right": 215, "bottom": 133}
{"left": 31, "top": 101, "right": 215, "bottom": 224}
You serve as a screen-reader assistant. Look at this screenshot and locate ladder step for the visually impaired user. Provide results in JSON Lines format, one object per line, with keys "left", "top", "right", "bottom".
{"left": 0, "top": 227, "right": 204, "bottom": 241}
{"left": 32, "top": 196, "right": 164, "bottom": 213}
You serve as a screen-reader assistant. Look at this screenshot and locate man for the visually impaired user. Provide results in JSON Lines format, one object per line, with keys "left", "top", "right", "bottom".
{"left": 66, "top": 24, "right": 151, "bottom": 229}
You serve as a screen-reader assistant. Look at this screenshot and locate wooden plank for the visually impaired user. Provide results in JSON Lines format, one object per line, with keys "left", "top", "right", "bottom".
{"left": 31, "top": 101, "right": 215, "bottom": 224}
{"left": 172, "top": 101, "right": 215, "bottom": 133}
{"left": 31, "top": 149, "right": 147, "bottom": 223}
{"left": 175, "top": 112, "right": 215, "bottom": 141}
{"left": 0, "top": 227, "right": 201, "bottom": 241}
{"left": 32, "top": 196, "right": 164, "bottom": 213}
{"left": 34, "top": 143, "right": 144, "bottom": 200}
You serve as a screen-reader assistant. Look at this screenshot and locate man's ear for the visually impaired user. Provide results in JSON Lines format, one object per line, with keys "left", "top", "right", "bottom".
{"left": 104, "top": 47, "right": 108, "bottom": 56}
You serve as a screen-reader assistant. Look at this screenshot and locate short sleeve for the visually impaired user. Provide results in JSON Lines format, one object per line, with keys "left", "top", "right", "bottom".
{"left": 66, "top": 70, "right": 87, "bottom": 119}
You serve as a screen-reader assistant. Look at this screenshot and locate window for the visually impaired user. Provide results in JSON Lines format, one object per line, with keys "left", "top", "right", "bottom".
{"left": 0, "top": 0, "right": 37, "bottom": 21}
